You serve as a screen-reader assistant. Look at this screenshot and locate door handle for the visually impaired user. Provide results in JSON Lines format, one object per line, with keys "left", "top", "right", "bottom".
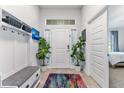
{"left": 67, "top": 45, "right": 70, "bottom": 52}
{"left": 67, "top": 45, "right": 70, "bottom": 49}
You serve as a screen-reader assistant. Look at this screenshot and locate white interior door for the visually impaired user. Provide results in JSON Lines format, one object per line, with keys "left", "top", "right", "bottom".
{"left": 88, "top": 10, "right": 109, "bottom": 87}
{"left": 50, "top": 29, "right": 71, "bottom": 68}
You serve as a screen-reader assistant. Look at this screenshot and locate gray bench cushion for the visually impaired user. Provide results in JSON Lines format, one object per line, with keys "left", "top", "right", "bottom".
{"left": 2, "top": 66, "right": 39, "bottom": 87}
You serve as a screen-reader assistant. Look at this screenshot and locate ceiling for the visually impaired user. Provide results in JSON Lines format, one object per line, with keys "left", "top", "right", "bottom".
{"left": 39, "top": 5, "right": 83, "bottom": 9}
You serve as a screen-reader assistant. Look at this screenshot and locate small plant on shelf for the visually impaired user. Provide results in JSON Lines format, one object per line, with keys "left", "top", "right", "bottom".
{"left": 71, "top": 36, "right": 85, "bottom": 66}
{"left": 36, "top": 38, "right": 51, "bottom": 66}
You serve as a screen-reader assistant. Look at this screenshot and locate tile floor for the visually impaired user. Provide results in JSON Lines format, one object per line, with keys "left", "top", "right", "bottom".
{"left": 39, "top": 68, "right": 99, "bottom": 88}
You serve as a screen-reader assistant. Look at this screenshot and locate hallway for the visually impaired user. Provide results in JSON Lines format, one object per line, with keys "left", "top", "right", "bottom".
{"left": 0, "top": 5, "right": 109, "bottom": 88}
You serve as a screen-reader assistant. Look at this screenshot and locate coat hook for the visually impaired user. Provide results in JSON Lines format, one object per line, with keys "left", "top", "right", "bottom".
{"left": 3, "top": 28, "right": 5, "bottom": 30}
{"left": 11, "top": 30, "right": 15, "bottom": 33}
{"left": 3, "top": 27, "right": 7, "bottom": 31}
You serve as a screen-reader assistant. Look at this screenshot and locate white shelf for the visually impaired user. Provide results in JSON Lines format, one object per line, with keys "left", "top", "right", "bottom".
{"left": 1, "top": 22, "right": 31, "bottom": 36}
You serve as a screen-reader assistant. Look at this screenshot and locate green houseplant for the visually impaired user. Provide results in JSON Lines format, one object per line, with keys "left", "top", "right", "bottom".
{"left": 71, "top": 36, "right": 85, "bottom": 66}
{"left": 36, "top": 38, "right": 51, "bottom": 66}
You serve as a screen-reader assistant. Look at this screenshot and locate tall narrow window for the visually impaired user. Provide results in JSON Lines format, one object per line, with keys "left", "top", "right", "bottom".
{"left": 110, "top": 31, "right": 119, "bottom": 52}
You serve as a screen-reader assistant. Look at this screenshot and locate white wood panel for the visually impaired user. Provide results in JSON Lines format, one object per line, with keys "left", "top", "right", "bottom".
{"left": 14, "top": 31, "right": 28, "bottom": 71}
{"left": 91, "top": 54, "right": 106, "bottom": 65}
{"left": 91, "top": 45, "right": 104, "bottom": 51}
{"left": 89, "top": 10, "right": 109, "bottom": 87}
{"left": 92, "top": 38, "right": 104, "bottom": 44}
{"left": 0, "top": 26, "right": 29, "bottom": 80}
{"left": 92, "top": 70, "right": 104, "bottom": 87}
{"left": 0, "top": 27, "right": 15, "bottom": 79}
{"left": 91, "top": 51, "right": 105, "bottom": 58}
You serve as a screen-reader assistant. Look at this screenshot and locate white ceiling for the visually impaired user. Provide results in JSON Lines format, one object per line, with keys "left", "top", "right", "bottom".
{"left": 39, "top": 5, "right": 83, "bottom": 9}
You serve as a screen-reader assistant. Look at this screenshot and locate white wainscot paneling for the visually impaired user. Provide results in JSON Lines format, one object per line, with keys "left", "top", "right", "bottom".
{"left": 0, "top": 27, "right": 29, "bottom": 80}
{"left": 0, "top": 27, "right": 15, "bottom": 79}
{"left": 14, "top": 31, "right": 29, "bottom": 71}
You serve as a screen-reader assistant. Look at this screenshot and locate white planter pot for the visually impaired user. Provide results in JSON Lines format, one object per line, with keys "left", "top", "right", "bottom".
{"left": 41, "top": 66, "right": 47, "bottom": 72}
{"left": 80, "top": 61, "right": 85, "bottom": 71}
{"left": 75, "top": 66, "right": 81, "bottom": 72}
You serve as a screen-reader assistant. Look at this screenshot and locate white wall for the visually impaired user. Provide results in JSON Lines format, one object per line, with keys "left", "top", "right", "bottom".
{"left": 108, "top": 6, "right": 124, "bottom": 52}
{"left": 0, "top": 5, "right": 41, "bottom": 79}
{"left": 108, "top": 6, "right": 124, "bottom": 29}
{"left": 81, "top": 5, "right": 106, "bottom": 75}
{"left": 40, "top": 8, "right": 81, "bottom": 36}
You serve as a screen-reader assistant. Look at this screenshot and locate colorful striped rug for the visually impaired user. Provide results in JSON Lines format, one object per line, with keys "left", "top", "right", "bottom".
{"left": 43, "top": 73, "right": 87, "bottom": 88}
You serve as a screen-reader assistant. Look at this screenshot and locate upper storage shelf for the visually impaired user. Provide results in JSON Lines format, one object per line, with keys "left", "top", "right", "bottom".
{"left": 0, "top": 9, "right": 32, "bottom": 36}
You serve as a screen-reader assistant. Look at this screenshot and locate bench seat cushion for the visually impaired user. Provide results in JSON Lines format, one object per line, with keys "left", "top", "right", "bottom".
{"left": 2, "top": 66, "right": 39, "bottom": 87}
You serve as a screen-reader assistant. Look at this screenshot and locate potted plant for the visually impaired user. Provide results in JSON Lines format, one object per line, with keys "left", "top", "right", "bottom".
{"left": 36, "top": 38, "right": 51, "bottom": 66}
{"left": 71, "top": 36, "right": 85, "bottom": 70}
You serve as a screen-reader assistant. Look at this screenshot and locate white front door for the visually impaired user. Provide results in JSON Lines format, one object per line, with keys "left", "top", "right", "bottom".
{"left": 50, "top": 29, "right": 71, "bottom": 68}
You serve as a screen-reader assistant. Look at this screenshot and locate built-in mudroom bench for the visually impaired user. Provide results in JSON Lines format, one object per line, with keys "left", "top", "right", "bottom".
{"left": 2, "top": 66, "right": 41, "bottom": 88}
{"left": 0, "top": 8, "right": 41, "bottom": 88}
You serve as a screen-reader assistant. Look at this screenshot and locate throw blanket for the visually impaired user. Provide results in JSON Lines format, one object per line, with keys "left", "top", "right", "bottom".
{"left": 109, "top": 52, "right": 124, "bottom": 65}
